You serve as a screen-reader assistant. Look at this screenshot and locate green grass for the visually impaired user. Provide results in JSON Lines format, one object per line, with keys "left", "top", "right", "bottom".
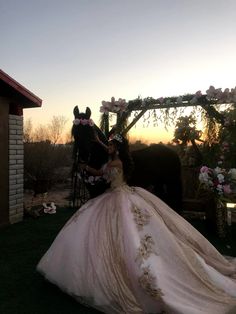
{"left": 0, "top": 208, "right": 235, "bottom": 314}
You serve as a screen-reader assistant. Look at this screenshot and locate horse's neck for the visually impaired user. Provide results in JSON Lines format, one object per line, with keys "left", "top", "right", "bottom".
{"left": 89, "top": 142, "right": 108, "bottom": 169}
{"left": 94, "top": 124, "right": 108, "bottom": 144}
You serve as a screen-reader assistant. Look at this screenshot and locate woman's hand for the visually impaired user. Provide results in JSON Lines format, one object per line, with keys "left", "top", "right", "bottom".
{"left": 92, "top": 131, "right": 108, "bottom": 151}
{"left": 80, "top": 163, "right": 103, "bottom": 176}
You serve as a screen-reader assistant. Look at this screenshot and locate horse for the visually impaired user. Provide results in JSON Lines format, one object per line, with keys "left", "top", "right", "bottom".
{"left": 71, "top": 106, "right": 183, "bottom": 213}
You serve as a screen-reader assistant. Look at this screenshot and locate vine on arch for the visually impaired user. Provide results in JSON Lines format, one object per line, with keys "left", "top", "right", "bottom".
{"left": 99, "top": 86, "right": 236, "bottom": 142}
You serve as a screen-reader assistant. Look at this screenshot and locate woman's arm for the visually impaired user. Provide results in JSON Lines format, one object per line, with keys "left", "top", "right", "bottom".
{"left": 94, "top": 133, "right": 108, "bottom": 151}
{"left": 80, "top": 159, "right": 122, "bottom": 176}
{"left": 80, "top": 164, "right": 104, "bottom": 176}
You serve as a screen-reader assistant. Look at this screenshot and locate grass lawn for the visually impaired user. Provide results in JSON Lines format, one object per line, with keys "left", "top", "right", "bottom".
{"left": 0, "top": 207, "right": 235, "bottom": 314}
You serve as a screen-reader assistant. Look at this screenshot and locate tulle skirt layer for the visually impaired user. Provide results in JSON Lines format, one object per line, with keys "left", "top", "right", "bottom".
{"left": 37, "top": 186, "right": 236, "bottom": 314}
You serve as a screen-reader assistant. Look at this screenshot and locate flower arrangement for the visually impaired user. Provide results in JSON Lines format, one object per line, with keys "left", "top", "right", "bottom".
{"left": 205, "top": 86, "right": 236, "bottom": 103}
{"left": 199, "top": 166, "right": 236, "bottom": 200}
{"left": 100, "top": 97, "right": 127, "bottom": 114}
{"left": 199, "top": 166, "right": 236, "bottom": 238}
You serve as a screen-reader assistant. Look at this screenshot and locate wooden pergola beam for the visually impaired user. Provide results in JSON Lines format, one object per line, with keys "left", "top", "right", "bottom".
{"left": 123, "top": 108, "right": 148, "bottom": 135}
{"left": 107, "top": 95, "right": 234, "bottom": 134}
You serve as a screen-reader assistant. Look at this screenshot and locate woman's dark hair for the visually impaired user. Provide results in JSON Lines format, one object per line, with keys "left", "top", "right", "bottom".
{"left": 111, "top": 135, "right": 134, "bottom": 181}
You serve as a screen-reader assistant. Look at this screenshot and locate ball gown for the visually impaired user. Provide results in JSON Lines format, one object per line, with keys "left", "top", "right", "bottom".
{"left": 37, "top": 165, "right": 236, "bottom": 314}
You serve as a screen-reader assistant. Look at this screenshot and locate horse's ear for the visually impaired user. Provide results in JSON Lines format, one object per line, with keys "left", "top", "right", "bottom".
{"left": 85, "top": 107, "right": 91, "bottom": 119}
{"left": 73, "top": 106, "right": 80, "bottom": 119}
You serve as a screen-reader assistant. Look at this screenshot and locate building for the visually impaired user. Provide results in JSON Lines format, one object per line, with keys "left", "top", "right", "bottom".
{"left": 0, "top": 69, "right": 42, "bottom": 227}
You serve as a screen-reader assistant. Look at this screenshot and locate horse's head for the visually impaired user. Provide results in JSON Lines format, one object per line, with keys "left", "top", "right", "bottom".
{"left": 72, "top": 106, "right": 108, "bottom": 168}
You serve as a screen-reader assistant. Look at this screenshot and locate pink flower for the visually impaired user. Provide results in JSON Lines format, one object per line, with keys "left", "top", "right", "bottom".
{"left": 200, "top": 166, "right": 210, "bottom": 173}
{"left": 157, "top": 97, "right": 164, "bottom": 104}
{"left": 206, "top": 86, "right": 215, "bottom": 99}
{"left": 215, "top": 88, "right": 222, "bottom": 99}
{"left": 223, "top": 184, "right": 232, "bottom": 194}
{"left": 195, "top": 90, "right": 202, "bottom": 98}
{"left": 73, "top": 118, "right": 94, "bottom": 126}
{"left": 80, "top": 119, "right": 87, "bottom": 125}
{"left": 117, "top": 98, "right": 127, "bottom": 112}
{"left": 89, "top": 119, "right": 94, "bottom": 126}
{"left": 100, "top": 101, "right": 110, "bottom": 114}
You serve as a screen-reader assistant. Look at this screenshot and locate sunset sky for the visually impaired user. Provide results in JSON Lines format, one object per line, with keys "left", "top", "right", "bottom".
{"left": 1, "top": 0, "right": 236, "bottom": 143}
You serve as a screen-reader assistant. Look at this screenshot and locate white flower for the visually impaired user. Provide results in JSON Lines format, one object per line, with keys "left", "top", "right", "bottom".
{"left": 214, "top": 167, "right": 222, "bottom": 174}
{"left": 177, "top": 96, "right": 182, "bottom": 105}
{"left": 216, "top": 184, "right": 224, "bottom": 194}
{"left": 217, "top": 173, "right": 224, "bottom": 184}
{"left": 199, "top": 172, "right": 210, "bottom": 183}
{"left": 88, "top": 176, "right": 95, "bottom": 184}
{"left": 229, "top": 168, "right": 236, "bottom": 180}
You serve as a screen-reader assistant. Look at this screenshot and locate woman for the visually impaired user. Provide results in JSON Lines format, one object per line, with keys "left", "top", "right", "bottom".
{"left": 37, "top": 135, "right": 236, "bottom": 314}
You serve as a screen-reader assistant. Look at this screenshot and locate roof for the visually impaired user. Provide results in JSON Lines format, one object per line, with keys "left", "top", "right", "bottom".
{"left": 0, "top": 69, "right": 42, "bottom": 108}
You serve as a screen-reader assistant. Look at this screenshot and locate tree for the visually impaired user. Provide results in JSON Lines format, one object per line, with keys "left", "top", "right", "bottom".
{"left": 48, "top": 115, "right": 68, "bottom": 144}
{"left": 173, "top": 116, "right": 203, "bottom": 166}
{"left": 23, "top": 119, "right": 33, "bottom": 143}
{"left": 33, "top": 124, "right": 50, "bottom": 142}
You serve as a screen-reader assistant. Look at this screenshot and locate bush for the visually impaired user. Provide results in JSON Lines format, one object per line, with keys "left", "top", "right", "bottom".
{"left": 24, "top": 141, "right": 73, "bottom": 194}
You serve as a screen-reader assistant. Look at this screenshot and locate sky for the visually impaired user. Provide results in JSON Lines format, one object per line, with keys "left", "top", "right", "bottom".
{"left": 1, "top": 0, "right": 236, "bottom": 143}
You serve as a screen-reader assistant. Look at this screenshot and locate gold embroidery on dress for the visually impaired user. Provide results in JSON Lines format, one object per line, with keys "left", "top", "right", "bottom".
{"left": 138, "top": 266, "right": 164, "bottom": 299}
{"left": 131, "top": 206, "right": 150, "bottom": 231}
{"left": 136, "top": 235, "right": 158, "bottom": 266}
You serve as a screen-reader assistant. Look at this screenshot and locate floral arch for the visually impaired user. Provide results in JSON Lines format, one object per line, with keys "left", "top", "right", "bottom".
{"left": 99, "top": 86, "right": 236, "bottom": 138}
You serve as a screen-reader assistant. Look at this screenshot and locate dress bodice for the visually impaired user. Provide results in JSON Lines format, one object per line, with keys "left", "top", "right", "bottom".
{"left": 103, "top": 164, "right": 125, "bottom": 189}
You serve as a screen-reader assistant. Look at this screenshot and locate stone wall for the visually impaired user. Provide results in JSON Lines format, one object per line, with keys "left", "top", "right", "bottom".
{"left": 0, "top": 98, "right": 9, "bottom": 226}
{"left": 8, "top": 114, "right": 24, "bottom": 224}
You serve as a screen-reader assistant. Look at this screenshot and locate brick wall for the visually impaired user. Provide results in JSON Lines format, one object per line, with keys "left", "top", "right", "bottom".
{"left": 8, "top": 114, "right": 24, "bottom": 224}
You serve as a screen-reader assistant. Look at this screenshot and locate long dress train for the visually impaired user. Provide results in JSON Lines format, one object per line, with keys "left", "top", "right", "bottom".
{"left": 37, "top": 166, "right": 236, "bottom": 314}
